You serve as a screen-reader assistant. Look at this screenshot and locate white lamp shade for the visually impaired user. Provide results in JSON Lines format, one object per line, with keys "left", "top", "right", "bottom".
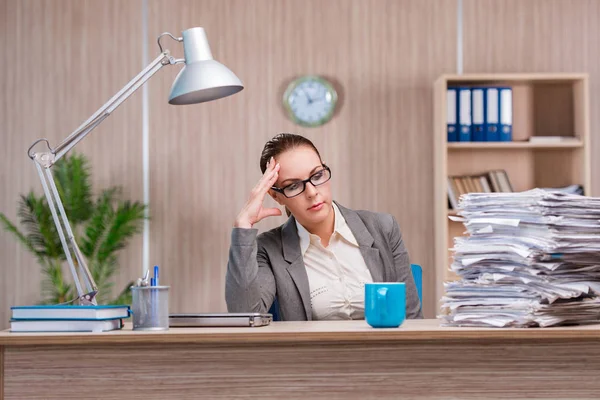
{"left": 168, "top": 27, "right": 243, "bottom": 105}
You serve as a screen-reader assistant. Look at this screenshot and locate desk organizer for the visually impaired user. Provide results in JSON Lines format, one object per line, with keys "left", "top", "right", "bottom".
{"left": 131, "top": 286, "right": 170, "bottom": 331}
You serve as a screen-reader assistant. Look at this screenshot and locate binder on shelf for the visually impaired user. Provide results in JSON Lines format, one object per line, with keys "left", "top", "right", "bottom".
{"left": 499, "top": 87, "right": 513, "bottom": 142}
{"left": 457, "top": 87, "right": 472, "bottom": 141}
{"left": 471, "top": 87, "right": 486, "bottom": 142}
{"left": 446, "top": 87, "right": 458, "bottom": 142}
{"left": 485, "top": 87, "right": 500, "bottom": 141}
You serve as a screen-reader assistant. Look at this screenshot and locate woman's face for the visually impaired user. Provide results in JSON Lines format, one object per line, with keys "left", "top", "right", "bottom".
{"left": 269, "top": 146, "right": 332, "bottom": 227}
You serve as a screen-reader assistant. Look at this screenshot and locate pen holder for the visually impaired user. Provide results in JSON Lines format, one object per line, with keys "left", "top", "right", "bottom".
{"left": 131, "top": 286, "right": 170, "bottom": 331}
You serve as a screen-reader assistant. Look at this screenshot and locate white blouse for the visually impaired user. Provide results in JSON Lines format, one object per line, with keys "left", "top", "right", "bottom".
{"left": 296, "top": 203, "right": 373, "bottom": 320}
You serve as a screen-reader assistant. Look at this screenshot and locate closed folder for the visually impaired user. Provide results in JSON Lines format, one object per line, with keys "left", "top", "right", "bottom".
{"left": 446, "top": 87, "right": 458, "bottom": 142}
{"left": 499, "top": 87, "right": 513, "bottom": 142}
{"left": 457, "top": 87, "right": 472, "bottom": 142}
{"left": 471, "top": 87, "right": 486, "bottom": 142}
{"left": 486, "top": 87, "right": 500, "bottom": 141}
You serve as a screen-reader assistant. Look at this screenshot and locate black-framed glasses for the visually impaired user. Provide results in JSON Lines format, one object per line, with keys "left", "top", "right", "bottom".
{"left": 271, "top": 165, "right": 332, "bottom": 198}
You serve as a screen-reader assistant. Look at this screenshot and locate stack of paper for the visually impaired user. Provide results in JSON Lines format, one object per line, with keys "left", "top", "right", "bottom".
{"left": 441, "top": 188, "right": 600, "bottom": 328}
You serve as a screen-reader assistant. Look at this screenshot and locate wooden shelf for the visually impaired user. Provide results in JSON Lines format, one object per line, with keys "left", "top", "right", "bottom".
{"left": 447, "top": 141, "right": 583, "bottom": 149}
{"left": 433, "top": 73, "right": 591, "bottom": 313}
{"left": 437, "top": 73, "right": 588, "bottom": 84}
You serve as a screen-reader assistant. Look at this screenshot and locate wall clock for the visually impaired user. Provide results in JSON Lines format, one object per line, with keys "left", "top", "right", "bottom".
{"left": 282, "top": 75, "right": 338, "bottom": 127}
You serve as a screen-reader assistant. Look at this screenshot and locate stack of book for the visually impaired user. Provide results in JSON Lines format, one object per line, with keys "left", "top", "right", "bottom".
{"left": 10, "top": 304, "right": 130, "bottom": 332}
{"left": 448, "top": 170, "right": 513, "bottom": 210}
{"left": 441, "top": 188, "right": 600, "bottom": 328}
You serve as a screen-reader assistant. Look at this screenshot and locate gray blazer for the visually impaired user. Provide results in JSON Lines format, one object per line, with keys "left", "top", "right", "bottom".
{"left": 225, "top": 202, "right": 423, "bottom": 320}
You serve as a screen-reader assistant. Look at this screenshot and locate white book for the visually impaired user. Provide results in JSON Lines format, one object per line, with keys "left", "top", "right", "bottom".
{"left": 11, "top": 304, "right": 130, "bottom": 320}
{"left": 10, "top": 318, "right": 123, "bottom": 333}
{"left": 528, "top": 136, "right": 579, "bottom": 143}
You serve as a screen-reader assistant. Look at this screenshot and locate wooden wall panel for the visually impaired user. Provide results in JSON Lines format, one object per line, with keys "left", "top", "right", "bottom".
{"left": 0, "top": 0, "right": 143, "bottom": 329}
{"left": 147, "top": 0, "right": 457, "bottom": 317}
{"left": 463, "top": 0, "right": 600, "bottom": 196}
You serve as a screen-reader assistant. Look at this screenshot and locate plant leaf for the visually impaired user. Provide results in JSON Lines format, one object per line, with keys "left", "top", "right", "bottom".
{"left": 40, "top": 260, "right": 75, "bottom": 304}
{"left": 18, "top": 193, "right": 63, "bottom": 259}
{"left": 93, "top": 200, "right": 146, "bottom": 264}
{"left": 90, "top": 254, "right": 119, "bottom": 304}
{"left": 80, "top": 188, "right": 118, "bottom": 260}
{"left": 53, "top": 152, "right": 94, "bottom": 224}
{"left": 0, "top": 212, "right": 41, "bottom": 259}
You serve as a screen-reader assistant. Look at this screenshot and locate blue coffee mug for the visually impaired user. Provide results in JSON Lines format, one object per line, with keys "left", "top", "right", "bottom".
{"left": 364, "top": 282, "right": 406, "bottom": 328}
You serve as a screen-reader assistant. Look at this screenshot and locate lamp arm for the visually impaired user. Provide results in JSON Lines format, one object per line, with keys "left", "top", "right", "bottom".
{"left": 27, "top": 49, "right": 176, "bottom": 305}
{"left": 29, "top": 51, "right": 172, "bottom": 167}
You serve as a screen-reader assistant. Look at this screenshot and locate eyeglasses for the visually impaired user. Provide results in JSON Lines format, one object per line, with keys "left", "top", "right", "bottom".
{"left": 271, "top": 165, "right": 332, "bottom": 198}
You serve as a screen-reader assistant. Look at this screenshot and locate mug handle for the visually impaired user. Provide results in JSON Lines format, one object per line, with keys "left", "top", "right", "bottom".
{"left": 376, "top": 287, "right": 388, "bottom": 320}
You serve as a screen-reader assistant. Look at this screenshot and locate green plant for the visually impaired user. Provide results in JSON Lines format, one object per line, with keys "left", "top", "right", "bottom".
{"left": 0, "top": 152, "right": 146, "bottom": 305}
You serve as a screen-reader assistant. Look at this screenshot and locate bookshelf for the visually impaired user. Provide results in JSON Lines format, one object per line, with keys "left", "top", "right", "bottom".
{"left": 433, "top": 73, "right": 591, "bottom": 309}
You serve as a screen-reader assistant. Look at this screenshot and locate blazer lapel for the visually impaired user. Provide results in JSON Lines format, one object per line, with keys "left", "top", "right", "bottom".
{"left": 335, "top": 202, "right": 385, "bottom": 282}
{"left": 281, "top": 217, "right": 312, "bottom": 320}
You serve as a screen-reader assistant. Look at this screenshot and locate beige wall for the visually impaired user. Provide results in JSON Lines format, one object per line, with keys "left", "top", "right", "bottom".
{"left": 0, "top": 0, "right": 143, "bottom": 329}
{"left": 1, "top": 0, "right": 598, "bottom": 328}
{"left": 463, "top": 0, "right": 600, "bottom": 196}
{"left": 146, "top": 0, "right": 456, "bottom": 317}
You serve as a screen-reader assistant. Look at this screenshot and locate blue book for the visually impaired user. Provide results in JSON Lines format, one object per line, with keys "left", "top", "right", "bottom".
{"left": 499, "top": 87, "right": 513, "bottom": 141}
{"left": 457, "top": 87, "right": 472, "bottom": 141}
{"left": 471, "top": 87, "right": 487, "bottom": 142}
{"left": 11, "top": 304, "right": 130, "bottom": 320}
{"left": 446, "top": 87, "right": 458, "bottom": 142}
{"left": 486, "top": 87, "right": 500, "bottom": 141}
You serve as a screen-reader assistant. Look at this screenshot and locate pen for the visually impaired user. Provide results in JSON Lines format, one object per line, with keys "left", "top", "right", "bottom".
{"left": 150, "top": 275, "right": 156, "bottom": 327}
{"left": 152, "top": 265, "right": 159, "bottom": 327}
{"left": 154, "top": 265, "right": 159, "bottom": 286}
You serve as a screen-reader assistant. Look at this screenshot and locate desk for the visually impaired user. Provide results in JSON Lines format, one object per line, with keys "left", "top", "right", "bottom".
{"left": 1, "top": 319, "right": 600, "bottom": 399}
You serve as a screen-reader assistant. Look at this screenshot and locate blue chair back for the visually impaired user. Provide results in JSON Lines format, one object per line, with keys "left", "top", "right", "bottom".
{"left": 268, "top": 297, "right": 281, "bottom": 322}
{"left": 410, "top": 263, "right": 423, "bottom": 305}
{"left": 268, "top": 264, "right": 423, "bottom": 322}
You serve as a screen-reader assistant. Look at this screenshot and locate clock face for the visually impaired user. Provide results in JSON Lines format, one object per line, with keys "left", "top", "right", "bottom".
{"left": 283, "top": 76, "right": 338, "bottom": 127}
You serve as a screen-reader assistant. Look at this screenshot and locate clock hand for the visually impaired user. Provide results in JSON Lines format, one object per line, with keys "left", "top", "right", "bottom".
{"left": 301, "top": 88, "right": 313, "bottom": 104}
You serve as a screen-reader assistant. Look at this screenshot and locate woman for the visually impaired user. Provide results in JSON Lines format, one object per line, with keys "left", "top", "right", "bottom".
{"left": 226, "top": 133, "right": 422, "bottom": 321}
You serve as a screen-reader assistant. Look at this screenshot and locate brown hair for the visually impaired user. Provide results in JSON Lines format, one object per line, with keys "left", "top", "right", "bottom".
{"left": 260, "top": 133, "right": 322, "bottom": 216}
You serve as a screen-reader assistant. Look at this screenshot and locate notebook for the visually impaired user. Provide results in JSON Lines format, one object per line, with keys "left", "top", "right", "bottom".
{"left": 10, "top": 318, "right": 124, "bottom": 333}
{"left": 10, "top": 305, "right": 130, "bottom": 320}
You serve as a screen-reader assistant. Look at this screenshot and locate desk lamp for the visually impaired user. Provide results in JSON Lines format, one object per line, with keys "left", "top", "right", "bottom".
{"left": 26, "top": 27, "right": 243, "bottom": 306}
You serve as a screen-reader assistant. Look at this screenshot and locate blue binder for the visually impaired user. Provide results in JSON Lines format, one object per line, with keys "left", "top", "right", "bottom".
{"left": 457, "top": 87, "right": 472, "bottom": 141}
{"left": 485, "top": 87, "right": 500, "bottom": 141}
{"left": 446, "top": 87, "right": 458, "bottom": 142}
{"left": 499, "top": 87, "right": 513, "bottom": 142}
{"left": 471, "top": 87, "right": 486, "bottom": 142}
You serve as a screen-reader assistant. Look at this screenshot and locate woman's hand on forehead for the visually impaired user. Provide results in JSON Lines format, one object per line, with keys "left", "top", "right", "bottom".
{"left": 234, "top": 157, "right": 283, "bottom": 229}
